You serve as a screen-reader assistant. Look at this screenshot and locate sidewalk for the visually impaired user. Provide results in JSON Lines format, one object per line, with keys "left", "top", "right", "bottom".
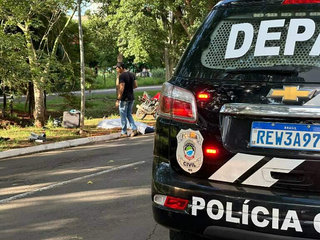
{"left": 0, "top": 132, "right": 123, "bottom": 160}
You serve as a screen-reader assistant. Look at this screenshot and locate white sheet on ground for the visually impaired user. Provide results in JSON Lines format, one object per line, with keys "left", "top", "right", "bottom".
{"left": 97, "top": 118, "right": 155, "bottom": 134}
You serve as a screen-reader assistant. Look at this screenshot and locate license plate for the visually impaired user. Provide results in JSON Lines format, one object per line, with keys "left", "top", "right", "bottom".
{"left": 250, "top": 122, "right": 320, "bottom": 151}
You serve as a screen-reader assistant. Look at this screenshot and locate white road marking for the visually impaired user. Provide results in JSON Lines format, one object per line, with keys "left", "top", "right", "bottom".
{"left": 0, "top": 161, "right": 145, "bottom": 204}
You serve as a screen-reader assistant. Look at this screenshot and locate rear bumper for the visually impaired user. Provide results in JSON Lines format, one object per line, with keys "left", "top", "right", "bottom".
{"left": 204, "top": 226, "right": 319, "bottom": 240}
{"left": 152, "top": 160, "right": 320, "bottom": 239}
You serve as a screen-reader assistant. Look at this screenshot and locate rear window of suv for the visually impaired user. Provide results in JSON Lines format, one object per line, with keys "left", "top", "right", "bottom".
{"left": 175, "top": 4, "right": 320, "bottom": 83}
{"left": 201, "top": 18, "right": 320, "bottom": 70}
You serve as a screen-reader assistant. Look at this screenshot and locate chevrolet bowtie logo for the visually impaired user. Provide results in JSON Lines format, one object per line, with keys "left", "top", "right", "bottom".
{"left": 267, "top": 86, "right": 316, "bottom": 103}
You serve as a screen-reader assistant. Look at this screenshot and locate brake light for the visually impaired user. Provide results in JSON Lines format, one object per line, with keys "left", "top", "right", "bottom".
{"left": 206, "top": 148, "right": 218, "bottom": 155}
{"left": 164, "top": 196, "right": 189, "bottom": 210}
{"left": 197, "top": 93, "right": 210, "bottom": 100}
{"left": 172, "top": 99, "right": 193, "bottom": 118}
{"left": 282, "top": 0, "right": 320, "bottom": 4}
{"left": 159, "top": 82, "right": 197, "bottom": 123}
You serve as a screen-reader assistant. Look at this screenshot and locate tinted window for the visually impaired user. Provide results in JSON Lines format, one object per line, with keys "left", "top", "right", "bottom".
{"left": 175, "top": 4, "right": 320, "bottom": 83}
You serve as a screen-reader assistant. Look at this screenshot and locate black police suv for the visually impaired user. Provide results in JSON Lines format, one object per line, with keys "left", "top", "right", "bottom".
{"left": 152, "top": 0, "right": 320, "bottom": 239}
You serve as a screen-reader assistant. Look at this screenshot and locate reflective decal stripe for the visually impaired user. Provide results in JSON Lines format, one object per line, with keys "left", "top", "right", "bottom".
{"left": 304, "top": 93, "right": 320, "bottom": 106}
{"left": 242, "top": 158, "right": 305, "bottom": 187}
{"left": 209, "top": 154, "right": 265, "bottom": 183}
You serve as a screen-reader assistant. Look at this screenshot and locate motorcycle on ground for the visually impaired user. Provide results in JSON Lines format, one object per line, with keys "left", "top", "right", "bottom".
{"left": 136, "top": 91, "right": 161, "bottom": 120}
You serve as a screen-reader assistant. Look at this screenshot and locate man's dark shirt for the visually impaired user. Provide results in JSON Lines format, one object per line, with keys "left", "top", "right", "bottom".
{"left": 119, "top": 72, "right": 136, "bottom": 101}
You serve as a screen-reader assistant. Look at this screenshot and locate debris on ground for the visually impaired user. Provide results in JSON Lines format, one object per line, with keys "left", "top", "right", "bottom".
{"left": 28, "top": 133, "right": 46, "bottom": 142}
{"left": 63, "top": 110, "right": 80, "bottom": 128}
{"left": 53, "top": 117, "right": 62, "bottom": 127}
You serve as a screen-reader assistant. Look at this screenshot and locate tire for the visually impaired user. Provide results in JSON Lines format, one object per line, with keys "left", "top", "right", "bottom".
{"left": 170, "top": 230, "right": 209, "bottom": 240}
{"left": 136, "top": 108, "right": 147, "bottom": 120}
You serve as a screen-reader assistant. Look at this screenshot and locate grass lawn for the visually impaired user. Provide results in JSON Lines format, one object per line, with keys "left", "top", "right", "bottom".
{"left": 93, "top": 74, "right": 165, "bottom": 90}
{"left": 0, "top": 90, "right": 160, "bottom": 152}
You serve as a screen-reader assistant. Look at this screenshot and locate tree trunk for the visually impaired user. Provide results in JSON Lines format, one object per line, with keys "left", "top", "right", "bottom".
{"left": 169, "top": 60, "right": 174, "bottom": 79}
{"left": 164, "top": 47, "right": 171, "bottom": 81}
{"left": 116, "top": 52, "right": 123, "bottom": 96}
{"left": 162, "top": 13, "right": 173, "bottom": 81}
{"left": 2, "top": 86, "right": 6, "bottom": 118}
{"left": 33, "top": 82, "right": 45, "bottom": 127}
{"left": 78, "top": 0, "right": 86, "bottom": 134}
{"left": 9, "top": 94, "right": 13, "bottom": 116}
{"left": 116, "top": 52, "right": 123, "bottom": 86}
{"left": 27, "top": 82, "right": 35, "bottom": 117}
{"left": 24, "top": 23, "right": 46, "bottom": 127}
{"left": 44, "top": 90, "right": 47, "bottom": 111}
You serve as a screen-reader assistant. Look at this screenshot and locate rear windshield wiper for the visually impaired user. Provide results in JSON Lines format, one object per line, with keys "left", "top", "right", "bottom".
{"left": 226, "top": 66, "right": 299, "bottom": 76}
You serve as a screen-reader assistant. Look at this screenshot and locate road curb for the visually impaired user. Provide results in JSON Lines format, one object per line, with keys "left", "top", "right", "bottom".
{"left": 0, "top": 133, "right": 121, "bottom": 160}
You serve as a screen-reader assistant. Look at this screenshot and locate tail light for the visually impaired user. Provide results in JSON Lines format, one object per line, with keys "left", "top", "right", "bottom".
{"left": 159, "top": 82, "right": 197, "bottom": 123}
{"left": 282, "top": 0, "right": 320, "bottom": 4}
{"left": 154, "top": 194, "right": 189, "bottom": 211}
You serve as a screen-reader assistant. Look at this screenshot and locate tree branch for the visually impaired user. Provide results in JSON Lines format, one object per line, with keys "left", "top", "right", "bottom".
{"left": 60, "top": 41, "right": 71, "bottom": 63}
{"left": 51, "top": 6, "right": 77, "bottom": 56}
{"left": 39, "top": 10, "right": 62, "bottom": 51}
{"left": 173, "top": 7, "right": 192, "bottom": 40}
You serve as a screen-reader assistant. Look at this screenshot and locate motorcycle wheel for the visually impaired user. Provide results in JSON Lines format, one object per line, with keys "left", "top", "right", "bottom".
{"left": 136, "top": 109, "right": 147, "bottom": 120}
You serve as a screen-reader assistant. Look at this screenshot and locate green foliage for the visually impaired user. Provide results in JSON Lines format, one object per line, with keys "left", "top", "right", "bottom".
{"left": 0, "top": 23, "right": 29, "bottom": 95}
{"left": 151, "top": 68, "right": 165, "bottom": 79}
{"left": 93, "top": 74, "right": 165, "bottom": 90}
{"left": 111, "top": 0, "right": 166, "bottom": 66}
{"left": 85, "top": 67, "right": 97, "bottom": 89}
{"left": 84, "top": 14, "right": 118, "bottom": 69}
{"left": 95, "top": 0, "right": 219, "bottom": 73}
{"left": 0, "top": 0, "right": 78, "bottom": 95}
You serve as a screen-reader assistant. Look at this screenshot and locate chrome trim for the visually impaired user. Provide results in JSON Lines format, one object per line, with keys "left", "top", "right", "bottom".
{"left": 220, "top": 103, "right": 320, "bottom": 118}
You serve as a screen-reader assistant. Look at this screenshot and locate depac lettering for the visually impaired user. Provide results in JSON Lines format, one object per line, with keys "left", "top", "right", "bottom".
{"left": 225, "top": 18, "right": 320, "bottom": 59}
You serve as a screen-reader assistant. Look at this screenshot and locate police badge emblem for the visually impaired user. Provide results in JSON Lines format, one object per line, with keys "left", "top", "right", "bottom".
{"left": 176, "top": 129, "right": 204, "bottom": 174}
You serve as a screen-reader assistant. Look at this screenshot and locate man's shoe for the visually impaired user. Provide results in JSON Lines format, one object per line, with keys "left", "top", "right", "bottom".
{"left": 130, "top": 130, "right": 139, "bottom": 137}
{"left": 120, "top": 133, "right": 128, "bottom": 138}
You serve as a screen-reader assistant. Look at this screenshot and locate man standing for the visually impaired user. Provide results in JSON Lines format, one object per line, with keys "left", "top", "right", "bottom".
{"left": 115, "top": 62, "right": 138, "bottom": 137}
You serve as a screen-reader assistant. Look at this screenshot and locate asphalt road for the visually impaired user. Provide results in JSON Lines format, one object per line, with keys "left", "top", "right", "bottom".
{"left": 0, "top": 86, "right": 162, "bottom": 103}
{"left": 0, "top": 134, "right": 168, "bottom": 240}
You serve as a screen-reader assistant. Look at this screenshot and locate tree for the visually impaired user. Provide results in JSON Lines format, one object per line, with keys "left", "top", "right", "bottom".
{"left": 0, "top": 0, "right": 77, "bottom": 127}
{"left": 0, "top": 21, "right": 29, "bottom": 118}
{"left": 149, "top": 0, "right": 219, "bottom": 80}
{"left": 84, "top": 14, "right": 118, "bottom": 71}
{"left": 96, "top": 0, "right": 218, "bottom": 80}
{"left": 78, "top": 0, "right": 86, "bottom": 134}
